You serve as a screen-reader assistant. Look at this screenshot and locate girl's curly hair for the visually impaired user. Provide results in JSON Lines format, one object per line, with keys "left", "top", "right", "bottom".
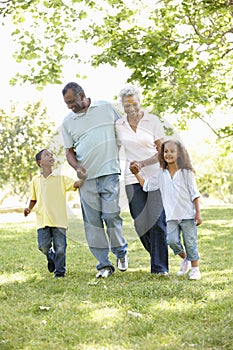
{"left": 158, "top": 139, "right": 195, "bottom": 172}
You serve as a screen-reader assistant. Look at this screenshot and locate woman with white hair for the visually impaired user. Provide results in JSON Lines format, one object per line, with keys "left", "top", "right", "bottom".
{"left": 116, "top": 85, "right": 168, "bottom": 275}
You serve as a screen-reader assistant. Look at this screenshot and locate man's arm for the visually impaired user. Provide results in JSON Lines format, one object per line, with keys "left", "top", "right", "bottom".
{"left": 65, "top": 148, "right": 87, "bottom": 179}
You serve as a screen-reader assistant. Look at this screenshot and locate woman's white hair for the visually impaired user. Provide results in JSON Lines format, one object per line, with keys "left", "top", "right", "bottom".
{"left": 119, "top": 85, "right": 141, "bottom": 101}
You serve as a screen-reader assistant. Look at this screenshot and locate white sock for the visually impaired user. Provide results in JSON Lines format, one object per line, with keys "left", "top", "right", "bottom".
{"left": 191, "top": 267, "right": 199, "bottom": 271}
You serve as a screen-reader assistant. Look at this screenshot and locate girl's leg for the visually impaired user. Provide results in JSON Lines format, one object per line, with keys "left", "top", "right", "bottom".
{"left": 167, "top": 221, "right": 191, "bottom": 276}
{"left": 180, "top": 220, "right": 201, "bottom": 280}
{"left": 166, "top": 220, "right": 184, "bottom": 255}
{"left": 179, "top": 252, "right": 186, "bottom": 259}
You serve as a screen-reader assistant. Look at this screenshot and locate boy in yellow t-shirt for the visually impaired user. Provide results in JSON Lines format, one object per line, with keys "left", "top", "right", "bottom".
{"left": 24, "top": 149, "right": 86, "bottom": 278}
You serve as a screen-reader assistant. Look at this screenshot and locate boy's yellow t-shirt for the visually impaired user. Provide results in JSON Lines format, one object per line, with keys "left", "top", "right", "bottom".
{"left": 30, "top": 173, "right": 77, "bottom": 229}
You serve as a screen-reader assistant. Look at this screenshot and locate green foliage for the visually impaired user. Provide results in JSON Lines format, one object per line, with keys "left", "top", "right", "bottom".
{"left": 192, "top": 137, "right": 233, "bottom": 203}
{"left": 84, "top": 0, "right": 233, "bottom": 120}
{"left": 1, "top": 0, "right": 233, "bottom": 143}
{"left": 0, "top": 207, "right": 232, "bottom": 349}
{"left": 0, "top": 102, "right": 55, "bottom": 199}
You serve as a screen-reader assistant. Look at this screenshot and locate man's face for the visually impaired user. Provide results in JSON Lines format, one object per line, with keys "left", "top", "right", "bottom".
{"left": 64, "top": 88, "right": 86, "bottom": 113}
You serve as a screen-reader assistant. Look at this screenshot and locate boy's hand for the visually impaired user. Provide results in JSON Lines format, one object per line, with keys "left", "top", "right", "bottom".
{"left": 76, "top": 165, "right": 87, "bottom": 180}
{"left": 24, "top": 208, "right": 30, "bottom": 217}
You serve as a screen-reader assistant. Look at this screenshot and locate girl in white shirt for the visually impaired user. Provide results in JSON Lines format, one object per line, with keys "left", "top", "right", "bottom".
{"left": 131, "top": 139, "right": 202, "bottom": 280}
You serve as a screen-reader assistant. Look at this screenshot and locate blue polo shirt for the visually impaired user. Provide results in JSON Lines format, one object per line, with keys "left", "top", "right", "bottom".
{"left": 62, "top": 100, "right": 121, "bottom": 179}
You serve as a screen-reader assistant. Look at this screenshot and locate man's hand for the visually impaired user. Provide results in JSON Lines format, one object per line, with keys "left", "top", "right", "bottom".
{"left": 77, "top": 165, "right": 87, "bottom": 180}
{"left": 194, "top": 213, "right": 202, "bottom": 226}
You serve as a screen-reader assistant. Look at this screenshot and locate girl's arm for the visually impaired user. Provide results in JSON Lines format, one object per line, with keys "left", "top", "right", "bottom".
{"left": 134, "top": 173, "right": 145, "bottom": 187}
{"left": 193, "top": 197, "right": 202, "bottom": 226}
{"left": 24, "top": 200, "right": 37, "bottom": 217}
{"left": 129, "top": 162, "right": 145, "bottom": 186}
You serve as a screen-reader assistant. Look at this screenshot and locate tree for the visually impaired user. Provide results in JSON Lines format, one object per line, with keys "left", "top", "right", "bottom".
{"left": 1, "top": 0, "right": 233, "bottom": 142}
{"left": 82, "top": 0, "right": 233, "bottom": 137}
{"left": 0, "top": 101, "right": 56, "bottom": 201}
{"left": 191, "top": 137, "right": 233, "bottom": 203}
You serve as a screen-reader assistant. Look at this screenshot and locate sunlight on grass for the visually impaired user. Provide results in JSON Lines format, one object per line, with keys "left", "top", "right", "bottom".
{"left": 77, "top": 344, "right": 128, "bottom": 350}
{"left": 0, "top": 271, "right": 29, "bottom": 285}
{"left": 0, "top": 206, "right": 232, "bottom": 350}
{"left": 90, "top": 307, "right": 120, "bottom": 325}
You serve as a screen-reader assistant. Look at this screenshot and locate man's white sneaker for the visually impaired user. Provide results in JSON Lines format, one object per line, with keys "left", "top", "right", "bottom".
{"left": 177, "top": 258, "right": 191, "bottom": 276}
{"left": 117, "top": 256, "right": 128, "bottom": 271}
{"left": 189, "top": 269, "right": 201, "bottom": 280}
{"left": 96, "top": 267, "right": 113, "bottom": 278}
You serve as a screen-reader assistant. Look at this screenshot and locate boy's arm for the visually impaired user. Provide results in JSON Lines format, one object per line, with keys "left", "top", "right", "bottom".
{"left": 193, "top": 197, "right": 202, "bottom": 226}
{"left": 73, "top": 167, "right": 87, "bottom": 188}
{"left": 74, "top": 179, "right": 85, "bottom": 188}
{"left": 24, "top": 200, "right": 37, "bottom": 217}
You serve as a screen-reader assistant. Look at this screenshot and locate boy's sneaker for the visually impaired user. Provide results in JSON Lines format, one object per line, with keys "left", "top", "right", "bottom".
{"left": 177, "top": 258, "right": 191, "bottom": 276}
{"left": 117, "top": 256, "right": 128, "bottom": 271}
{"left": 47, "top": 260, "right": 55, "bottom": 273}
{"left": 189, "top": 269, "right": 201, "bottom": 280}
{"left": 96, "top": 267, "right": 113, "bottom": 278}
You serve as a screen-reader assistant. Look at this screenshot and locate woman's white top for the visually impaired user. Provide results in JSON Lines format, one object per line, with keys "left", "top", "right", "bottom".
{"left": 115, "top": 112, "right": 165, "bottom": 185}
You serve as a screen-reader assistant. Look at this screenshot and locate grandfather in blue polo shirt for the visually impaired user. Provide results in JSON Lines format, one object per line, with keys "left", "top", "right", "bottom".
{"left": 61, "top": 82, "right": 128, "bottom": 278}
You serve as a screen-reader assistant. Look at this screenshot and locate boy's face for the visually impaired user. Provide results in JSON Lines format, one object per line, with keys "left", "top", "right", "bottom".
{"left": 39, "top": 150, "right": 55, "bottom": 167}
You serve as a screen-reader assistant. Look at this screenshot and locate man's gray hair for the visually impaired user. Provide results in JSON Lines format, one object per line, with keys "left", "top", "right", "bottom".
{"left": 119, "top": 85, "right": 141, "bottom": 101}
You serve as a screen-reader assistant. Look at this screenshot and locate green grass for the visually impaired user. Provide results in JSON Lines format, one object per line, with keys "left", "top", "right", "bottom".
{"left": 0, "top": 206, "right": 232, "bottom": 350}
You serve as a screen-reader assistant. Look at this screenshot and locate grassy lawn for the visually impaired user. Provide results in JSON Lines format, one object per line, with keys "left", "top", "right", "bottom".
{"left": 0, "top": 206, "right": 232, "bottom": 350}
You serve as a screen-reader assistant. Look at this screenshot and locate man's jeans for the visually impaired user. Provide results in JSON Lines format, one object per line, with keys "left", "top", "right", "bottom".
{"left": 37, "top": 226, "right": 67, "bottom": 276}
{"left": 79, "top": 174, "right": 128, "bottom": 271}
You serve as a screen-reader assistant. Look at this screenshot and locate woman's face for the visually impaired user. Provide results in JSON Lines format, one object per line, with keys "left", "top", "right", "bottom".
{"left": 122, "top": 95, "right": 141, "bottom": 117}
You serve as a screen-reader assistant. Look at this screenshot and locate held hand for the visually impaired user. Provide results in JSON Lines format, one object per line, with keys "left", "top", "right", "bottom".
{"left": 24, "top": 208, "right": 30, "bottom": 217}
{"left": 77, "top": 165, "right": 87, "bottom": 180}
{"left": 129, "top": 161, "right": 142, "bottom": 175}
